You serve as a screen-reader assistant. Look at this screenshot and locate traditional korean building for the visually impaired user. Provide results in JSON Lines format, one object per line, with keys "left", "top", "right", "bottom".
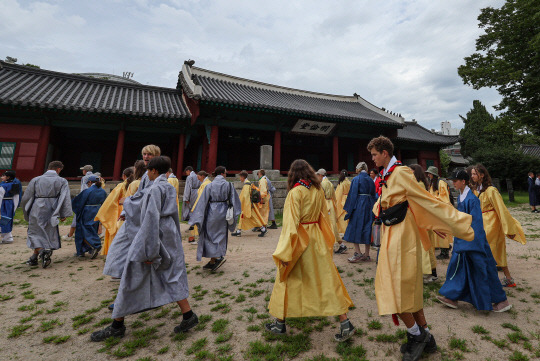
{"left": 0, "top": 60, "right": 458, "bottom": 181}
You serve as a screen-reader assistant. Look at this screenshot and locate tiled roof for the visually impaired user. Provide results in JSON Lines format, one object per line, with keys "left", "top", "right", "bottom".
{"left": 450, "top": 155, "right": 469, "bottom": 166}
{"left": 520, "top": 144, "right": 540, "bottom": 158}
{"left": 398, "top": 121, "right": 459, "bottom": 145}
{"left": 178, "top": 64, "right": 404, "bottom": 126}
{"left": 0, "top": 61, "right": 190, "bottom": 120}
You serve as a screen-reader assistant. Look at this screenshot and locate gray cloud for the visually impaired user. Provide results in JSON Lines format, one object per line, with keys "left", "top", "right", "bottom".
{"left": 0, "top": 0, "right": 504, "bottom": 130}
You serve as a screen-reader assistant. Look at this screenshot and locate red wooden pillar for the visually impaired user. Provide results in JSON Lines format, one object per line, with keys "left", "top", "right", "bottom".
{"left": 112, "top": 129, "right": 125, "bottom": 180}
{"left": 35, "top": 125, "right": 51, "bottom": 175}
{"left": 332, "top": 136, "right": 339, "bottom": 174}
{"left": 207, "top": 125, "right": 219, "bottom": 172}
{"left": 176, "top": 134, "right": 185, "bottom": 175}
{"left": 273, "top": 131, "right": 281, "bottom": 171}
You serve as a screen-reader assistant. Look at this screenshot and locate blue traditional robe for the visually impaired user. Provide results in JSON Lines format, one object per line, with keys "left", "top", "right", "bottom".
{"left": 0, "top": 179, "right": 22, "bottom": 233}
{"left": 439, "top": 187, "right": 507, "bottom": 310}
{"left": 528, "top": 177, "right": 537, "bottom": 206}
{"left": 71, "top": 185, "right": 107, "bottom": 255}
{"left": 343, "top": 172, "right": 376, "bottom": 244}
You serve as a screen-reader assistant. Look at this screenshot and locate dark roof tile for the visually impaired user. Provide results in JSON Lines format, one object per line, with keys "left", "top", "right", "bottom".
{"left": 398, "top": 121, "right": 459, "bottom": 145}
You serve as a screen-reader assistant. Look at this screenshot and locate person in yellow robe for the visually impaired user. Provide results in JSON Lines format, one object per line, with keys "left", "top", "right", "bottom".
{"left": 472, "top": 164, "right": 526, "bottom": 288}
{"left": 166, "top": 168, "right": 180, "bottom": 204}
{"left": 425, "top": 166, "right": 453, "bottom": 260}
{"left": 188, "top": 171, "right": 211, "bottom": 243}
{"left": 124, "top": 160, "right": 146, "bottom": 198}
{"left": 266, "top": 159, "right": 354, "bottom": 342}
{"left": 316, "top": 169, "right": 344, "bottom": 254}
{"left": 232, "top": 170, "right": 267, "bottom": 237}
{"left": 368, "top": 136, "right": 474, "bottom": 360}
{"left": 335, "top": 169, "right": 351, "bottom": 234}
{"left": 94, "top": 167, "right": 133, "bottom": 255}
{"left": 257, "top": 169, "right": 271, "bottom": 225}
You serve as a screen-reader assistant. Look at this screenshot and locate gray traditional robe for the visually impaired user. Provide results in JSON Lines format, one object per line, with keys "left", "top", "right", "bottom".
{"left": 20, "top": 170, "right": 72, "bottom": 250}
{"left": 266, "top": 176, "right": 276, "bottom": 222}
{"left": 188, "top": 175, "right": 241, "bottom": 261}
{"left": 137, "top": 172, "right": 152, "bottom": 194}
{"left": 103, "top": 186, "right": 148, "bottom": 278}
{"left": 182, "top": 171, "right": 200, "bottom": 221}
{"left": 112, "top": 175, "right": 189, "bottom": 318}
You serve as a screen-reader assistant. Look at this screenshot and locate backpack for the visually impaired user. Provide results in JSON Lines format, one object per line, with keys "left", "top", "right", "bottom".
{"left": 250, "top": 182, "right": 261, "bottom": 204}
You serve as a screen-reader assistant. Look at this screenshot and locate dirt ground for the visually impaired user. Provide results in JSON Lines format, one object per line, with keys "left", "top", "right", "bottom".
{"left": 0, "top": 204, "right": 539, "bottom": 361}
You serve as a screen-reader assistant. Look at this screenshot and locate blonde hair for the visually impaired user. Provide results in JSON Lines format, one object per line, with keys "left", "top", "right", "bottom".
{"left": 141, "top": 144, "right": 161, "bottom": 156}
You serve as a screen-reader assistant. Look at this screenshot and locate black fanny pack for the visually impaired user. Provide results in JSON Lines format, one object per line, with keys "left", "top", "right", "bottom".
{"left": 380, "top": 201, "right": 409, "bottom": 226}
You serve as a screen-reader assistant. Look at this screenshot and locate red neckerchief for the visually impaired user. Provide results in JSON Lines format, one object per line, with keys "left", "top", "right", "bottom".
{"left": 377, "top": 161, "right": 402, "bottom": 195}
{"left": 294, "top": 179, "right": 311, "bottom": 189}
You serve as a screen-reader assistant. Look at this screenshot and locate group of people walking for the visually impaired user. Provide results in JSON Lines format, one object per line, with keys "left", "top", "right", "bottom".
{"left": 1, "top": 135, "right": 530, "bottom": 361}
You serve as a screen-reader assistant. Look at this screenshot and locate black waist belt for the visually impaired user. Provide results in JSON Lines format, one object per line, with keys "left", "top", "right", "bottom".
{"left": 380, "top": 201, "right": 409, "bottom": 226}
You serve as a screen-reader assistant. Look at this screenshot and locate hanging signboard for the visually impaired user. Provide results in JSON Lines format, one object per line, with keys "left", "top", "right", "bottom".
{"left": 290, "top": 119, "right": 337, "bottom": 136}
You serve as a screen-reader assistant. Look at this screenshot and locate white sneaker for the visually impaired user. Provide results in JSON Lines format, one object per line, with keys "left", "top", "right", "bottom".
{"left": 423, "top": 275, "right": 434, "bottom": 284}
{"left": 61, "top": 235, "right": 74, "bottom": 241}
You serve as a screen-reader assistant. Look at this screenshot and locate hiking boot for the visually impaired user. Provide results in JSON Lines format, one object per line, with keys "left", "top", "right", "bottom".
{"left": 203, "top": 261, "right": 214, "bottom": 270}
{"left": 26, "top": 254, "right": 38, "bottom": 266}
{"left": 258, "top": 229, "right": 268, "bottom": 237}
{"left": 90, "top": 324, "right": 126, "bottom": 342}
{"left": 493, "top": 299, "right": 512, "bottom": 312}
{"left": 268, "top": 223, "right": 278, "bottom": 229}
{"left": 402, "top": 327, "right": 431, "bottom": 361}
{"left": 501, "top": 277, "right": 516, "bottom": 287}
{"left": 334, "top": 244, "right": 348, "bottom": 254}
{"left": 400, "top": 330, "right": 437, "bottom": 354}
{"left": 211, "top": 257, "right": 226, "bottom": 272}
{"left": 90, "top": 246, "right": 102, "bottom": 260}
{"left": 265, "top": 319, "right": 286, "bottom": 334}
{"left": 231, "top": 231, "right": 241, "bottom": 237}
{"left": 40, "top": 249, "right": 53, "bottom": 269}
{"left": 347, "top": 252, "right": 363, "bottom": 263}
{"left": 174, "top": 313, "right": 199, "bottom": 333}
{"left": 436, "top": 295, "right": 458, "bottom": 309}
{"left": 334, "top": 320, "right": 356, "bottom": 342}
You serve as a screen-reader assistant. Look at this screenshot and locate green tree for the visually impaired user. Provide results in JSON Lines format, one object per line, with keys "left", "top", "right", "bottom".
{"left": 458, "top": 0, "right": 540, "bottom": 136}
{"left": 439, "top": 150, "right": 451, "bottom": 178}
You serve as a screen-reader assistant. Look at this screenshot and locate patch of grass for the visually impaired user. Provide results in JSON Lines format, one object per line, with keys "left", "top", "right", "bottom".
{"left": 18, "top": 304, "right": 35, "bottom": 311}
{"left": 210, "top": 303, "right": 231, "bottom": 314}
{"left": 46, "top": 307, "right": 62, "bottom": 314}
{"left": 194, "top": 350, "right": 214, "bottom": 360}
{"left": 195, "top": 315, "right": 213, "bottom": 331}
{"left": 19, "top": 316, "right": 33, "bottom": 323}
{"left": 336, "top": 340, "right": 368, "bottom": 361}
{"left": 72, "top": 314, "right": 94, "bottom": 329}
{"left": 247, "top": 325, "right": 261, "bottom": 332}
{"left": 243, "top": 270, "right": 250, "bottom": 278}
{"left": 471, "top": 325, "right": 489, "bottom": 334}
{"left": 138, "top": 312, "right": 151, "bottom": 321}
{"left": 18, "top": 282, "right": 31, "bottom": 289}
{"left": 367, "top": 320, "right": 383, "bottom": 330}
{"left": 22, "top": 290, "right": 35, "bottom": 299}
{"left": 77, "top": 328, "right": 91, "bottom": 335}
{"left": 85, "top": 306, "right": 102, "bottom": 314}
{"left": 502, "top": 322, "right": 521, "bottom": 332}
{"left": 186, "top": 337, "right": 208, "bottom": 355}
{"left": 215, "top": 332, "right": 233, "bottom": 343}
{"left": 449, "top": 337, "right": 469, "bottom": 352}
{"left": 43, "top": 335, "right": 71, "bottom": 344}
{"left": 507, "top": 332, "right": 529, "bottom": 343}
{"left": 249, "top": 289, "right": 265, "bottom": 298}
{"left": 40, "top": 319, "right": 61, "bottom": 332}
{"left": 235, "top": 293, "right": 246, "bottom": 303}
{"left": 111, "top": 327, "right": 158, "bottom": 357}
{"left": 217, "top": 343, "right": 232, "bottom": 353}
{"left": 131, "top": 320, "right": 144, "bottom": 328}
{"left": 211, "top": 319, "right": 229, "bottom": 333}
{"left": 247, "top": 332, "right": 312, "bottom": 360}
{"left": 97, "top": 336, "right": 122, "bottom": 352}
{"left": 94, "top": 318, "right": 113, "bottom": 328}
{"left": 35, "top": 299, "right": 47, "bottom": 305}
{"left": 157, "top": 346, "right": 169, "bottom": 354}
{"left": 243, "top": 307, "right": 258, "bottom": 314}
{"left": 8, "top": 324, "right": 32, "bottom": 338}
{"left": 154, "top": 307, "right": 170, "bottom": 318}
{"left": 508, "top": 351, "right": 530, "bottom": 361}
{"left": 50, "top": 290, "right": 61, "bottom": 295}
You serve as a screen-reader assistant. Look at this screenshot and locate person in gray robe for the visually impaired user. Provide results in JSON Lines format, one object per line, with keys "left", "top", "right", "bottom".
{"left": 266, "top": 176, "right": 278, "bottom": 229}
{"left": 20, "top": 161, "right": 72, "bottom": 268}
{"left": 91, "top": 156, "right": 198, "bottom": 342}
{"left": 189, "top": 166, "right": 241, "bottom": 272}
{"left": 182, "top": 166, "right": 201, "bottom": 221}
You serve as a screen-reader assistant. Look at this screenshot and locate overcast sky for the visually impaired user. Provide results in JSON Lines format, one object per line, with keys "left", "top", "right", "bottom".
{"left": 1, "top": 0, "right": 504, "bottom": 131}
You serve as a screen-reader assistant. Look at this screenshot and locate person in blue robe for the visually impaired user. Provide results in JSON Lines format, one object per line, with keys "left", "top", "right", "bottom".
{"left": 71, "top": 175, "right": 107, "bottom": 259}
{"left": 528, "top": 172, "right": 538, "bottom": 213}
{"left": 0, "top": 171, "right": 22, "bottom": 244}
{"left": 342, "top": 162, "right": 376, "bottom": 263}
{"left": 438, "top": 170, "right": 512, "bottom": 312}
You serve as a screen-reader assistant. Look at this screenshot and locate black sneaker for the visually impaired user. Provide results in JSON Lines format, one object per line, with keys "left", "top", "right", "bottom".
{"left": 334, "top": 320, "right": 356, "bottom": 342}
{"left": 265, "top": 320, "right": 286, "bottom": 334}
{"left": 258, "top": 229, "right": 268, "bottom": 237}
{"left": 400, "top": 331, "right": 437, "bottom": 354}
{"left": 268, "top": 223, "right": 278, "bottom": 229}
{"left": 26, "top": 254, "right": 38, "bottom": 266}
{"left": 203, "top": 261, "right": 214, "bottom": 270}
{"left": 40, "top": 249, "right": 53, "bottom": 269}
{"left": 211, "top": 257, "right": 226, "bottom": 272}
{"left": 231, "top": 231, "right": 241, "bottom": 237}
{"left": 90, "top": 246, "right": 102, "bottom": 259}
{"left": 334, "top": 244, "right": 348, "bottom": 254}
{"left": 402, "top": 327, "right": 431, "bottom": 361}
{"left": 90, "top": 324, "right": 126, "bottom": 342}
{"left": 174, "top": 313, "right": 199, "bottom": 333}
{"left": 108, "top": 304, "right": 114, "bottom": 311}
{"left": 188, "top": 226, "right": 194, "bottom": 231}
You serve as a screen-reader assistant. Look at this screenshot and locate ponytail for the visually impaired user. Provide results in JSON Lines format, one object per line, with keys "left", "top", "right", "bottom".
{"left": 338, "top": 169, "right": 348, "bottom": 184}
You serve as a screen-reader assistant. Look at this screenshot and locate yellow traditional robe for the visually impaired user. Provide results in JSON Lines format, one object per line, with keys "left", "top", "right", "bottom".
{"left": 190, "top": 178, "right": 211, "bottom": 237}
{"left": 95, "top": 181, "right": 127, "bottom": 255}
{"left": 125, "top": 179, "right": 141, "bottom": 198}
{"left": 416, "top": 181, "right": 436, "bottom": 275}
{"left": 167, "top": 177, "right": 180, "bottom": 204}
{"left": 258, "top": 176, "right": 271, "bottom": 224}
{"left": 269, "top": 185, "right": 354, "bottom": 319}
{"left": 335, "top": 178, "right": 351, "bottom": 234}
{"left": 321, "top": 177, "right": 340, "bottom": 243}
{"left": 479, "top": 186, "right": 526, "bottom": 267}
{"left": 428, "top": 179, "right": 452, "bottom": 248}
{"left": 374, "top": 167, "right": 474, "bottom": 315}
{"left": 238, "top": 180, "right": 265, "bottom": 230}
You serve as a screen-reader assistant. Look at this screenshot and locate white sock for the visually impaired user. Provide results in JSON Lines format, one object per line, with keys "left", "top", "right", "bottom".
{"left": 261, "top": 226, "right": 266, "bottom": 232}
{"left": 407, "top": 323, "right": 421, "bottom": 336}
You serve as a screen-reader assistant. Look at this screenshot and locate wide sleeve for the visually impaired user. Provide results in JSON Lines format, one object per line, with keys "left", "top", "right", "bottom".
{"left": 438, "top": 180, "right": 452, "bottom": 205}
{"left": 229, "top": 183, "right": 242, "bottom": 232}
{"left": 183, "top": 175, "right": 192, "bottom": 201}
{"left": 400, "top": 169, "right": 474, "bottom": 241}
{"left": 188, "top": 185, "right": 210, "bottom": 227}
{"left": 94, "top": 183, "right": 122, "bottom": 231}
{"left": 21, "top": 179, "right": 35, "bottom": 221}
{"left": 488, "top": 187, "right": 526, "bottom": 244}
{"left": 272, "top": 189, "right": 303, "bottom": 282}
{"left": 335, "top": 183, "right": 344, "bottom": 206}
{"left": 71, "top": 190, "right": 87, "bottom": 218}
{"left": 260, "top": 178, "right": 268, "bottom": 198}
{"left": 343, "top": 178, "right": 359, "bottom": 220}
{"left": 239, "top": 184, "right": 252, "bottom": 219}
{"left": 129, "top": 190, "right": 162, "bottom": 263}
{"left": 0, "top": 187, "right": 4, "bottom": 212}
